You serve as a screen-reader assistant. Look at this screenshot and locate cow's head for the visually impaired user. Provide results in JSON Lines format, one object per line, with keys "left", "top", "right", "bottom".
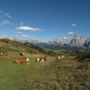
{"left": 25, "top": 58, "right": 30, "bottom": 62}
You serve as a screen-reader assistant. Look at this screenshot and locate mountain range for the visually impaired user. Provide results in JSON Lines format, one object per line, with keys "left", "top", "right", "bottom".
{"left": 0, "top": 34, "right": 90, "bottom": 49}
{"left": 25, "top": 34, "right": 90, "bottom": 49}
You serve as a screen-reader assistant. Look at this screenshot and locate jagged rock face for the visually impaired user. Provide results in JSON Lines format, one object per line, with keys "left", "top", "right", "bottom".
{"left": 70, "top": 35, "right": 86, "bottom": 47}
{"left": 48, "top": 38, "right": 70, "bottom": 45}
{"left": 84, "top": 38, "right": 90, "bottom": 49}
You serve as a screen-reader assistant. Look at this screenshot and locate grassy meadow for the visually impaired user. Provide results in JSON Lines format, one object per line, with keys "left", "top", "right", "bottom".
{"left": 0, "top": 52, "right": 90, "bottom": 90}
{"left": 0, "top": 39, "right": 90, "bottom": 90}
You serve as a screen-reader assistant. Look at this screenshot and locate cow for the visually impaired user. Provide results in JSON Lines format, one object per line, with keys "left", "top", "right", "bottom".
{"left": 36, "top": 56, "right": 47, "bottom": 62}
{"left": 13, "top": 57, "right": 30, "bottom": 64}
{"left": 0, "top": 52, "right": 9, "bottom": 56}
{"left": 61, "top": 55, "right": 65, "bottom": 59}
{"left": 56, "top": 55, "right": 65, "bottom": 60}
{"left": 0, "top": 52, "right": 3, "bottom": 56}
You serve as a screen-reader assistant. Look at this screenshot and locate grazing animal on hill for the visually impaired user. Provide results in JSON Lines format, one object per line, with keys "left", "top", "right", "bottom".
{"left": 36, "top": 56, "right": 47, "bottom": 62}
{"left": 61, "top": 55, "right": 65, "bottom": 59}
{"left": 56, "top": 55, "right": 65, "bottom": 60}
{"left": 13, "top": 57, "right": 30, "bottom": 64}
{"left": 0, "top": 52, "right": 9, "bottom": 56}
{"left": 0, "top": 52, "right": 3, "bottom": 56}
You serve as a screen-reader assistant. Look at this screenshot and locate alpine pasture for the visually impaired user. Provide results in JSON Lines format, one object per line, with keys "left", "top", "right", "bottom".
{"left": 0, "top": 39, "right": 90, "bottom": 90}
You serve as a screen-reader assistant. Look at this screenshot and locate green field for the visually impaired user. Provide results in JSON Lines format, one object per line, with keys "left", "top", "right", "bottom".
{"left": 0, "top": 39, "right": 90, "bottom": 90}
{"left": 0, "top": 52, "right": 90, "bottom": 90}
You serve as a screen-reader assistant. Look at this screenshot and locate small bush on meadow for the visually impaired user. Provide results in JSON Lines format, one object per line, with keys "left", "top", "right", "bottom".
{"left": 76, "top": 50, "right": 90, "bottom": 62}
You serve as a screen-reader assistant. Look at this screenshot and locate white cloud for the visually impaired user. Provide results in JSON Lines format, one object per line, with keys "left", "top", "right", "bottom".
{"left": 0, "top": 20, "right": 12, "bottom": 25}
{"left": 17, "top": 26, "right": 41, "bottom": 32}
{"left": 67, "top": 32, "right": 74, "bottom": 35}
{"left": 21, "top": 34, "right": 29, "bottom": 37}
{"left": 71, "top": 24, "right": 76, "bottom": 27}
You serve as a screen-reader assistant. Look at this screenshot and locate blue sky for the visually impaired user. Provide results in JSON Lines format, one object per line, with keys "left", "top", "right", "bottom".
{"left": 0, "top": 0, "right": 90, "bottom": 40}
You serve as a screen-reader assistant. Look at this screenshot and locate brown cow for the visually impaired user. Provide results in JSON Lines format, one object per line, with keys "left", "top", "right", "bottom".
{"left": 0, "top": 52, "right": 9, "bottom": 56}
{"left": 36, "top": 56, "right": 47, "bottom": 62}
{"left": 13, "top": 57, "right": 30, "bottom": 64}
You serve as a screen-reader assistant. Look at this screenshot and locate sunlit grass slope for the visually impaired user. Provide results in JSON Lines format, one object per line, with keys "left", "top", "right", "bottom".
{"left": 0, "top": 39, "right": 89, "bottom": 90}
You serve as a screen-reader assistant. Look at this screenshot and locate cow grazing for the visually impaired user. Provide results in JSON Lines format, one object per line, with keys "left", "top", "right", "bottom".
{"left": 0, "top": 52, "right": 9, "bottom": 56}
{"left": 13, "top": 57, "right": 30, "bottom": 64}
{"left": 61, "top": 55, "right": 65, "bottom": 59}
{"left": 36, "top": 56, "right": 47, "bottom": 62}
{"left": 56, "top": 55, "right": 65, "bottom": 60}
{"left": 56, "top": 56, "right": 62, "bottom": 60}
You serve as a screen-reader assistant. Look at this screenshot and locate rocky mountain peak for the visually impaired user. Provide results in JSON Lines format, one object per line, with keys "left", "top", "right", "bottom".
{"left": 70, "top": 34, "right": 86, "bottom": 47}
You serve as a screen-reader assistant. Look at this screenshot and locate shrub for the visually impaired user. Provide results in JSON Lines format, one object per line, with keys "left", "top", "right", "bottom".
{"left": 76, "top": 50, "right": 90, "bottom": 62}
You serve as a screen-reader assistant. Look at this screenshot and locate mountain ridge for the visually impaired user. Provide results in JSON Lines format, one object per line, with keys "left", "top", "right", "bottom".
{"left": 0, "top": 34, "right": 90, "bottom": 49}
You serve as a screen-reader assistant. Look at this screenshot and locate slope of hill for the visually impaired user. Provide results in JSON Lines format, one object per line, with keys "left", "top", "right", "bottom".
{"left": 0, "top": 39, "right": 70, "bottom": 56}
{"left": 0, "top": 39, "right": 90, "bottom": 90}
{"left": 0, "top": 39, "right": 45, "bottom": 54}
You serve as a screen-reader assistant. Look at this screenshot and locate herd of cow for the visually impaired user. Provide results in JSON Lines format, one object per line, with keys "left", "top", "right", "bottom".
{"left": 0, "top": 52, "right": 65, "bottom": 64}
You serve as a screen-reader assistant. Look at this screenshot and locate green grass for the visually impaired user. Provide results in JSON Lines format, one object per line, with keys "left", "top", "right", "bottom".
{"left": 0, "top": 39, "right": 90, "bottom": 90}
{"left": 0, "top": 52, "right": 90, "bottom": 90}
{"left": 0, "top": 39, "right": 42, "bottom": 53}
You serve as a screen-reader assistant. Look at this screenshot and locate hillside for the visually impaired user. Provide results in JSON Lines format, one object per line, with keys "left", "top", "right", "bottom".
{"left": 0, "top": 39, "right": 45, "bottom": 54}
{"left": 0, "top": 39, "right": 90, "bottom": 90}
{"left": 0, "top": 39, "right": 70, "bottom": 56}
